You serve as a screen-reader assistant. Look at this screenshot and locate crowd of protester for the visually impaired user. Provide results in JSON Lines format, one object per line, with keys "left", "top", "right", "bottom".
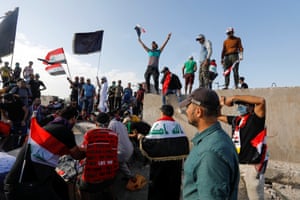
{"left": 67, "top": 75, "right": 145, "bottom": 122}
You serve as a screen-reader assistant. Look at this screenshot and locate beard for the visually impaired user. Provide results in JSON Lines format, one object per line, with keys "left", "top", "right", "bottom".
{"left": 188, "top": 118, "right": 198, "bottom": 127}
{"left": 188, "top": 110, "right": 198, "bottom": 127}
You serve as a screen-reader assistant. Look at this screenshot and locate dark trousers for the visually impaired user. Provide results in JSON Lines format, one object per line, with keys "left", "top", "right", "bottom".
{"left": 199, "top": 60, "right": 210, "bottom": 88}
{"left": 108, "top": 96, "right": 115, "bottom": 112}
{"left": 78, "top": 179, "right": 115, "bottom": 200}
{"left": 148, "top": 160, "right": 183, "bottom": 200}
{"left": 144, "top": 66, "right": 159, "bottom": 93}
{"left": 224, "top": 54, "right": 240, "bottom": 88}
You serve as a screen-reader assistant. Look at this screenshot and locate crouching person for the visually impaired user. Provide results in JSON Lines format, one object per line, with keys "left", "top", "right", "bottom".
{"left": 78, "top": 112, "right": 119, "bottom": 200}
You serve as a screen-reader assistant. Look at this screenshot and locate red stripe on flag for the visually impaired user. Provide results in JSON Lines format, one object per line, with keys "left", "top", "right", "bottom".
{"left": 223, "top": 66, "right": 232, "bottom": 76}
{"left": 30, "top": 117, "right": 70, "bottom": 155}
{"left": 43, "top": 47, "right": 66, "bottom": 64}
{"left": 45, "top": 48, "right": 64, "bottom": 60}
{"left": 45, "top": 63, "right": 66, "bottom": 75}
{"left": 250, "top": 129, "right": 267, "bottom": 148}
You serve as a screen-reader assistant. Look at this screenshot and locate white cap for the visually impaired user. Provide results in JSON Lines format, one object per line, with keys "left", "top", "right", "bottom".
{"left": 196, "top": 34, "right": 205, "bottom": 41}
{"left": 226, "top": 27, "right": 234, "bottom": 33}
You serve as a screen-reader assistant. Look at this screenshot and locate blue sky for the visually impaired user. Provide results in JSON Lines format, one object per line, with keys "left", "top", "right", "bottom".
{"left": 1, "top": 0, "right": 300, "bottom": 98}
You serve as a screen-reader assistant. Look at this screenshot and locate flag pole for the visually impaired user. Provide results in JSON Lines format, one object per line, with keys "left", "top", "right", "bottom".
{"left": 65, "top": 62, "right": 72, "bottom": 80}
{"left": 96, "top": 51, "right": 102, "bottom": 77}
{"left": 9, "top": 40, "right": 15, "bottom": 68}
{"left": 63, "top": 50, "right": 72, "bottom": 79}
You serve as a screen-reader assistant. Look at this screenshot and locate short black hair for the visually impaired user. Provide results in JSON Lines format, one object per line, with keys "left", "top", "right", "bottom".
{"left": 160, "top": 104, "right": 174, "bottom": 117}
{"left": 59, "top": 106, "right": 78, "bottom": 120}
{"left": 96, "top": 112, "right": 110, "bottom": 124}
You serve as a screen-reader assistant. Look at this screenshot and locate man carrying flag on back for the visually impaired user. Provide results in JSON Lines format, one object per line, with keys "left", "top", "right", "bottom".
{"left": 4, "top": 106, "right": 86, "bottom": 200}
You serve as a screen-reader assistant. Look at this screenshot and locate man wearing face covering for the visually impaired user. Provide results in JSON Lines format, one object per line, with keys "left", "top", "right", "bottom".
{"left": 218, "top": 95, "right": 268, "bottom": 200}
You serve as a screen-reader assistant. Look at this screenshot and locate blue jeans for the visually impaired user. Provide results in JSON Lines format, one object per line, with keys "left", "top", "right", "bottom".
{"left": 162, "top": 89, "right": 180, "bottom": 105}
{"left": 82, "top": 96, "right": 94, "bottom": 114}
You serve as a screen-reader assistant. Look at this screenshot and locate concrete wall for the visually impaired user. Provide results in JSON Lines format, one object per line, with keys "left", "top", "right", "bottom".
{"left": 143, "top": 87, "right": 300, "bottom": 163}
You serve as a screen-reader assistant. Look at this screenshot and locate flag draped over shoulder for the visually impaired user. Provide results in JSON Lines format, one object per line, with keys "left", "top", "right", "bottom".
{"left": 45, "top": 63, "right": 66, "bottom": 75}
{"left": 140, "top": 118, "right": 190, "bottom": 161}
{"left": 73, "top": 30, "right": 104, "bottom": 54}
{"left": 134, "top": 24, "right": 146, "bottom": 37}
{"left": 0, "top": 7, "right": 19, "bottom": 57}
{"left": 29, "top": 117, "right": 70, "bottom": 167}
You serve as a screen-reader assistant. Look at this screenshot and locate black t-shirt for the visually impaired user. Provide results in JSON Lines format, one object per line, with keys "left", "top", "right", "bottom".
{"left": 131, "top": 121, "right": 151, "bottom": 135}
{"left": 0, "top": 97, "right": 25, "bottom": 122}
{"left": 228, "top": 113, "right": 265, "bottom": 164}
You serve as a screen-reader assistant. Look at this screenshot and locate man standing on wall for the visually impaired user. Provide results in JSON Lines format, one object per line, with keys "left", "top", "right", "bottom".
{"left": 196, "top": 34, "right": 212, "bottom": 89}
{"left": 221, "top": 27, "right": 244, "bottom": 89}
{"left": 182, "top": 56, "right": 197, "bottom": 95}
{"left": 138, "top": 33, "right": 171, "bottom": 94}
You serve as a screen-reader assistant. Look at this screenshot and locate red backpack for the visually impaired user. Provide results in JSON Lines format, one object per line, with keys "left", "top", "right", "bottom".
{"left": 81, "top": 128, "right": 119, "bottom": 183}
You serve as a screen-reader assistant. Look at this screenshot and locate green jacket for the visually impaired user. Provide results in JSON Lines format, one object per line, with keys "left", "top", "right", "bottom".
{"left": 183, "top": 122, "right": 239, "bottom": 200}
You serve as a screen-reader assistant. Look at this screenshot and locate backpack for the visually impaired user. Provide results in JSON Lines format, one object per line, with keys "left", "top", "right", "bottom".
{"left": 81, "top": 128, "right": 119, "bottom": 183}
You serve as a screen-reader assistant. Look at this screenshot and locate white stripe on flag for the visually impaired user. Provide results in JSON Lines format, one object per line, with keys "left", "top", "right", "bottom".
{"left": 45, "top": 64, "right": 66, "bottom": 76}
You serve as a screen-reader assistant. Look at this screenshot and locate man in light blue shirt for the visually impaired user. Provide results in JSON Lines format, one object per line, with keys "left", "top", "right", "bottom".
{"left": 196, "top": 34, "right": 212, "bottom": 88}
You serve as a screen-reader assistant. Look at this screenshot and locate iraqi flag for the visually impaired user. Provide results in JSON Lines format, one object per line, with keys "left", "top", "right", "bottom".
{"left": 223, "top": 60, "right": 239, "bottom": 76}
{"left": 45, "top": 63, "right": 66, "bottom": 76}
{"left": 29, "top": 117, "right": 70, "bottom": 167}
{"left": 134, "top": 24, "right": 146, "bottom": 37}
{"left": 38, "top": 48, "right": 66, "bottom": 65}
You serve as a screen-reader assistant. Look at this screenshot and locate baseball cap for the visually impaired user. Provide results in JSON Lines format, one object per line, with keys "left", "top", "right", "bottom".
{"left": 160, "top": 66, "right": 169, "bottom": 73}
{"left": 226, "top": 27, "right": 234, "bottom": 34}
{"left": 101, "top": 76, "right": 107, "bottom": 81}
{"left": 179, "top": 87, "right": 220, "bottom": 109}
{"left": 196, "top": 34, "right": 205, "bottom": 41}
